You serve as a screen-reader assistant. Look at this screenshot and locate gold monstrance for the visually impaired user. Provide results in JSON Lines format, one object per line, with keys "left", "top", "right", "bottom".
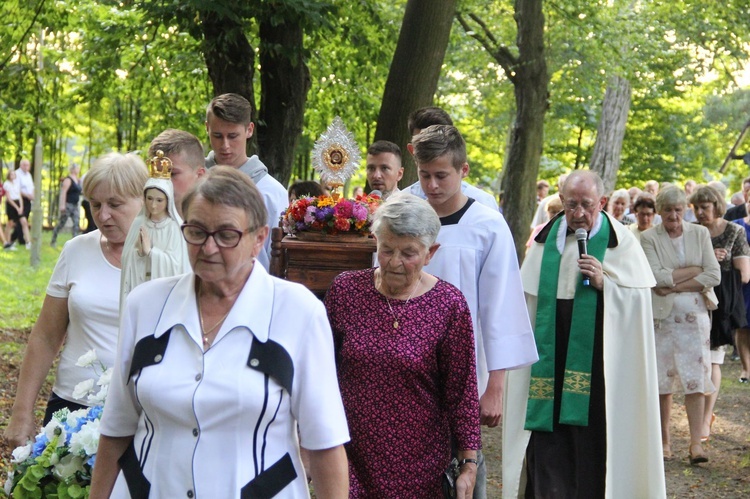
{"left": 311, "top": 117, "right": 360, "bottom": 198}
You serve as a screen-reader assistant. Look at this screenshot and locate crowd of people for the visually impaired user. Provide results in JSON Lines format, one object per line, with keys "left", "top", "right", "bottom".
{"left": 1, "top": 95, "right": 749, "bottom": 498}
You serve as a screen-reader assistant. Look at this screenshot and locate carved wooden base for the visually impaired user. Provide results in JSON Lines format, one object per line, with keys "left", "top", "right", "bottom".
{"left": 270, "top": 227, "right": 376, "bottom": 299}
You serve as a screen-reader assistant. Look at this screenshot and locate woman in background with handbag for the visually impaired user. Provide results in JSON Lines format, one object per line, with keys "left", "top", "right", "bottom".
{"left": 325, "top": 193, "right": 480, "bottom": 498}
{"left": 691, "top": 185, "right": 750, "bottom": 442}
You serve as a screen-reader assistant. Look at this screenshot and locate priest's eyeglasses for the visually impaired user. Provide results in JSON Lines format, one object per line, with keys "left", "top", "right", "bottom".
{"left": 181, "top": 224, "right": 252, "bottom": 248}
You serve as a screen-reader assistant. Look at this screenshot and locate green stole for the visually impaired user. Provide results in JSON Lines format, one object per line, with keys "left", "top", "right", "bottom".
{"left": 524, "top": 215, "right": 610, "bottom": 432}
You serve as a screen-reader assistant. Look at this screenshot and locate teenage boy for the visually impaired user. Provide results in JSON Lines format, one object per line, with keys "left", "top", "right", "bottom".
{"left": 148, "top": 129, "right": 206, "bottom": 218}
{"left": 406, "top": 107, "right": 499, "bottom": 211}
{"left": 204, "top": 93, "right": 288, "bottom": 269}
{"left": 413, "top": 125, "right": 538, "bottom": 498}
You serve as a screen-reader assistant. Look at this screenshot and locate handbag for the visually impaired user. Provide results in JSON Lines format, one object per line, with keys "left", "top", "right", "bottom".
{"left": 441, "top": 458, "right": 460, "bottom": 499}
{"left": 710, "top": 268, "right": 747, "bottom": 348}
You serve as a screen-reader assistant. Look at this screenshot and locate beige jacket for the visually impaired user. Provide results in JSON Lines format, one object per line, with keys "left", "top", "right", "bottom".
{"left": 640, "top": 221, "right": 720, "bottom": 319}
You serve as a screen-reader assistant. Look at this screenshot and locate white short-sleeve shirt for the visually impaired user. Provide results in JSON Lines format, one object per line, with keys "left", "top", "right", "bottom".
{"left": 16, "top": 168, "right": 34, "bottom": 197}
{"left": 3, "top": 179, "right": 21, "bottom": 201}
{"left": 46, "top": 230, "right": 121, "bottom": 404}
{"left": 101, "top": 265, "right": 349, "bottom": 498}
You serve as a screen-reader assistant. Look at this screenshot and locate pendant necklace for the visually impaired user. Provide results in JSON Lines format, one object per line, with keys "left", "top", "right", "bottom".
{"left": 197, "top": 283, "right": 231, "bottom": 348}
{"left": 384, "top": 274, "right": 423, "bottom": 330}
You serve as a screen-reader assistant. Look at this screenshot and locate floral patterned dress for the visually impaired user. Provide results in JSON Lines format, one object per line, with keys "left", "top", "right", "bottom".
{"left": 654, "top": 234, "right": 714, "bottom": 395}
{"left": 325, "top": 268, "right": 481, "bottom": 498}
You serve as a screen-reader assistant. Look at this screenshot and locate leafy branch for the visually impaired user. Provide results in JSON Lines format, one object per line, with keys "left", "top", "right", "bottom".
{"left": 456, "top": 12, "right": 518, "bottom": 84}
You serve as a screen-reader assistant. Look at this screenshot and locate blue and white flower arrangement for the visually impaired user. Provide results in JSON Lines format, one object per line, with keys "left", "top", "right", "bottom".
{"left": 3, "top": 350, "right": 111, "bottom": 498}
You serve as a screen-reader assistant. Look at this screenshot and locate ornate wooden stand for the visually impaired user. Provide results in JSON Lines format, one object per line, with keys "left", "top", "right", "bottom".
{"left": 270, "top": 227, "right": 376, "bottom": 299}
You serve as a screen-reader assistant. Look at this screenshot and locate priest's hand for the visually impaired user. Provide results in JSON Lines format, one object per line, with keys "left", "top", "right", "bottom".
{"left": 578, "top": 254, "right": 604, "bottom": 290}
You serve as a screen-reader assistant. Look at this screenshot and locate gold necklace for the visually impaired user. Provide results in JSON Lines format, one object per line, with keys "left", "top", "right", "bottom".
{"left": 383, "top": 274, "right": 423, "bottom": 330}
{"left": 196, "top": 283, "right": 232, "bottom": 348}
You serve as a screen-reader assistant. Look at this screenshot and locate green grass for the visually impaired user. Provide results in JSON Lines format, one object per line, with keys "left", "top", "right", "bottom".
{"left": 0, "top": 231, "right": 72, "bottom": 331}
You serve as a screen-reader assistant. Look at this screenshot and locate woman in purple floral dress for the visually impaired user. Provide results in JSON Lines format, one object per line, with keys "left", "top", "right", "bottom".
{"left": 325, "top": 193, "right": 481, "bottom": 498}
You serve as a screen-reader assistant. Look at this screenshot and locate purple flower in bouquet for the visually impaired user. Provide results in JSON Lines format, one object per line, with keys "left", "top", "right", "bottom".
{"left": 304, "top": 206, "right": 317, "bottom": 224}
{"left": 315, "top": 206, "right": 334, "bottom": 222}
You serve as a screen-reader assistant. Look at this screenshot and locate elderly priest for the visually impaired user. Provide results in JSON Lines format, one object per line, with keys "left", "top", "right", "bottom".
{"left": 502, "top": 170, "right": 666, "bottom": 499}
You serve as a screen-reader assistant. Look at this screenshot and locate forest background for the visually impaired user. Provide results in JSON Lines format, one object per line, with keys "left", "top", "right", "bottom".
{"left": 1, "top": 0, "right": 750, "bottom": 257}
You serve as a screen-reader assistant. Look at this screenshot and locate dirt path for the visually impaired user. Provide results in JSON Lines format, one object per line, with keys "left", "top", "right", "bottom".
{"left": 481, "top": 358, "right": 750, "bottom": 497}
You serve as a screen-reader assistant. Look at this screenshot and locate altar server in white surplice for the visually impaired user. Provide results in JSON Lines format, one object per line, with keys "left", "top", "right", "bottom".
{"left": 412, "top": 125, "right": 538, "bottom": 499}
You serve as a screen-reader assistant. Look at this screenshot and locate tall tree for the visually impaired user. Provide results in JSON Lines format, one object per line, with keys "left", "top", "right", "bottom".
{"left": 139, "top": 0, "right": 331, "bottom": 184}
{"left": 256, "top": 6, "right": 313, "bottom": 184}
{"left": 374, "top": 0, "right": 457, "bottom": 186}
{"left": 589, "top": 76, "right": 631, "bottom": 193}
{"left": 458, "top": 0, "right": 548, "bottom": 259}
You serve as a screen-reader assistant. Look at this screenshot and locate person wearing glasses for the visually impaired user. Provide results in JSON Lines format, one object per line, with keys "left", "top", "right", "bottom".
{"left": 91, "top": 166, "right": 350, "bottom": 498}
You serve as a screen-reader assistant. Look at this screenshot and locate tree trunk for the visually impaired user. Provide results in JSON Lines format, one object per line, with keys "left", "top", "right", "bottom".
{"left": 589, "top": 76, "right": 631, "bottom": 193}
{"left": 257, "top": 16, "right": 311, "bottom": 185}
{"left": 200, "top": 11, "right": 258, "bottom": 156}
{"left": 374, "top": 0, "right": 457, "bottom": 187}
{"left": 501, "top": 0, "right": 548, "bottom": 261}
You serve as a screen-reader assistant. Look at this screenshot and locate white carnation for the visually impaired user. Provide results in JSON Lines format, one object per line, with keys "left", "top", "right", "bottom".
{"left": 72, "top": 379, "right": 95, "bottom": 400}
{"left": 42, "top": 419, "right": 67, "bottom": 448}
{"left": 97, "top": 367, "right": 113, "bottom": 387}
{"left": 69, "top": 419, "right": 100, "bottom": 456}
{"left": 10, "top": 444, "right": 32, "bottom": 463}
{"left": 52, "top": 454, "right": 86, "bottom": 481}
{"left": 68, "top": 408, "right": 89, "bottom": 422}
{"left": 87, "top": 384, "right": 108, "bottom": 405}
{"left": 75, "top": 349, "right": 98, "bottom": 368}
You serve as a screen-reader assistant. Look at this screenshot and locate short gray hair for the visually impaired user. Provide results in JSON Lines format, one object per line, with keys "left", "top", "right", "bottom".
{"left": 609, "top": 188, "right": 629, "bottom": 205}
{"left": 371, "top": 193, "right": 441, "bottom": 249}
{"left": 707, "top": 180, "right": 727, "bottom": 201}
{"left": 655, "top": 185, "right": 687, "bottom": 212}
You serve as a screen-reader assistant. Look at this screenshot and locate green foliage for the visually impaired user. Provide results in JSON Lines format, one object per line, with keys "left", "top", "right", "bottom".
{"left": 1, "top": 0, "right": 750, "bottom": 199}
{"left": 301, "top": 0, "right": 406, "bottom": 181}
{"left": 447, "top": 0, "right": 750, "bottom": 192}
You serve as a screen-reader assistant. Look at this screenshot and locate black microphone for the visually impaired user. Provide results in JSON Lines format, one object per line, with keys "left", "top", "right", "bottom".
{"left": 575, "top": 228, "right": 590, "bottom": 286}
